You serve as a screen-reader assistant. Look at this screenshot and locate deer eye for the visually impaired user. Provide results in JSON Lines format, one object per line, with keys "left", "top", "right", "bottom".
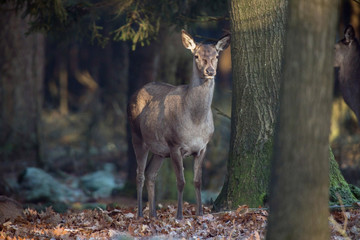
{"left": 195, "top": 55, "right": 199, "bottom": 59}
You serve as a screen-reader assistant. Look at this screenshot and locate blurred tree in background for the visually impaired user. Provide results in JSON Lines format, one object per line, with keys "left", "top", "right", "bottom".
{"left": 0, "top": 2, "right": 44, "bottom": 164}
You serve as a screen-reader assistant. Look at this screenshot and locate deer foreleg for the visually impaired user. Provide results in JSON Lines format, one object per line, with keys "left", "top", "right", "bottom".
{"left": 194, "top": 148, "right": 206, "bottom": 216}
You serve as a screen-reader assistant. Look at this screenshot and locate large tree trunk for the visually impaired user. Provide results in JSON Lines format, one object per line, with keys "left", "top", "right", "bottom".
{"left": 0, "top": 7, "right": 44, "bottom": 164}
{"left": 266, "top": 0, "right": 338, "bottom": 239}
{"left": 214, "top": 0, "right": 286, "bottom": 209}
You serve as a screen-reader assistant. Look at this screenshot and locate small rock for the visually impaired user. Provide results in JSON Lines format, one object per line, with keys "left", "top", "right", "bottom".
{"left": 80, "top": 167, "right": 119, "bottom": 199}
{"left": 18, "top": 167, "right": 84, "bottom": 203}
{"left": 108, "top": 230, "right": 134, "bottom": 240}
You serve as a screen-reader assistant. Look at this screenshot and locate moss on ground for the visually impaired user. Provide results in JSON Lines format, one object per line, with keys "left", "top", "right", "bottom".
{"left": 214, "top": 139, "right": 273, "bottom": 210}
{"left": 349, "top": 184, "right": 360, "bottom": 200}
{"left": 329, "top": 147, "right": 358, "bottom": 205}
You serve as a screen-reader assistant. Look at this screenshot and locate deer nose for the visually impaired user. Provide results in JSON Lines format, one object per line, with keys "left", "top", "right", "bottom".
{"left": 206, "top": 68, "right": 215, "bottom": 76}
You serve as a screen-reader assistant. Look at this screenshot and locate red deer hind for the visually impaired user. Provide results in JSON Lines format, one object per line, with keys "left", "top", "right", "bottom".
{"left": 334, "top": 25, "right": 360, "bottom": 125}
{"left": 127, "top": 30, "right": 230, "bottom": 219}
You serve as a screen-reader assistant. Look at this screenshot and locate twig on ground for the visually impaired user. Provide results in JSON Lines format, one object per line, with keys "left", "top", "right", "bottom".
{"left": 329, "top": 193, "right": 351, "bottom": 240}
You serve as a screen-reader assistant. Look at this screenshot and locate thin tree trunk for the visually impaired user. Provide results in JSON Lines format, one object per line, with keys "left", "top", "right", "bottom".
{"left": 214, "top": 0, "right": 286, "bottom": 209}
{"left": 266, "top": 0, "right": 339, "bottom": 239}
{"left": 126, "top": 41, "right": 160, "bottom": 186}
{"left": 0, "top": 7, "right": 44, "bottom": 163}
{"left": 59, "top": 65, "right": 69, "bottom": 115}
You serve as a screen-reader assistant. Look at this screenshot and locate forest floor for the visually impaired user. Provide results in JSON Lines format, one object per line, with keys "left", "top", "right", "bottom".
{"left": 2, "top": 107, "right": 360, "bottom": 239}
{"left": 0, "top": 203, "right": 359, "bottom": 240}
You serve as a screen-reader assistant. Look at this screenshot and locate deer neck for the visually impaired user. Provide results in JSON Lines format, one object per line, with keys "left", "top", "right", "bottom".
{"left": 341, "top": 43, "right": 360, "bottom": 82}
{"left": 185, "top": 61, "right": 215, "bottom": 123}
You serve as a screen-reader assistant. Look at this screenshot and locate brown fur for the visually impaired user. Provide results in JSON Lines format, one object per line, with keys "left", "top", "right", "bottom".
{"left": 334, "top": 25, "right": 360, "bottom": 125}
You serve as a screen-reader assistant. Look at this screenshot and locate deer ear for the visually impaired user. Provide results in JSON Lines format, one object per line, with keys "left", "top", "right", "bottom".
{"left": 345, "top": 25, "right": 355, "bottom": 43}
{"left": 215, "top": 34, "right": 231, "bottom": 52}
{"left": 181, "top": 30, "right": 197, "bottom": 52}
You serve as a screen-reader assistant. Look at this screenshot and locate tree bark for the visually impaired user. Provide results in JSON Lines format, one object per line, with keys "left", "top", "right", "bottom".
{"left": 266, "top": 1, "right": 339, "bottom": 239}
{"left": 0, "top": 7, "right": 44, "bottom": 163}
{"left": 214, "top": 0, "right": 287, "bottom": 209}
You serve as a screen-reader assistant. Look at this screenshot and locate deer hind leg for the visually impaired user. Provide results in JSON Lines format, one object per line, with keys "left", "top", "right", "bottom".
{"left": 145, "top": 154, "right": 164, "bottom": 218}
{"left": 133, "top": 139, "right": 149, "bottom": 218}
{"left": 170, "top": 148, "right": 185, "bottom": 220}
{"left": 194, "top": 148, "right": 206, "bottom": 216}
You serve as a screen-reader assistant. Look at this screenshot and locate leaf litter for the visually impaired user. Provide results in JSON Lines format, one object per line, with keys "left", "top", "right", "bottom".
{"left": 0, "top": 203, "right": 359, "bottom": 239}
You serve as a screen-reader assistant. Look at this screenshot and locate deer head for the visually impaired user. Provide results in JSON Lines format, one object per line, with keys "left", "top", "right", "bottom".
{"left": 181, "top": 30, "right": 230, "bottom": 81}
{"left": 334, "top": 25, "right": 356, "bottom": 67}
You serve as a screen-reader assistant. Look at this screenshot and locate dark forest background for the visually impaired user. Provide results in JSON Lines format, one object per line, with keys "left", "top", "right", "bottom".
{"left": 0, "top": 0, "right": 359, "bottom": 211}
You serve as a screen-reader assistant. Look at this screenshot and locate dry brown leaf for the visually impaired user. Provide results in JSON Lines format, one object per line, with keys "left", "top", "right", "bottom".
{"left": 128, "top": 223, "right": 135, "bottom": 235}
{"left": 1, "top": 204, "right": 360, "bottom": 239}
{"left": 53, "top": 226, "right": 68, "bottom": 236}
{"left": 236, "top": 205, "right": 249, "bottom": 215}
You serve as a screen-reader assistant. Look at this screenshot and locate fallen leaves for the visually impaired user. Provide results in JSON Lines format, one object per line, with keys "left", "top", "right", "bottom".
{"left": 330, "top": 208, "right": 360, "bottom": 240}
{"left": 0, "top": 203, "right": 359, "bottom": 239}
